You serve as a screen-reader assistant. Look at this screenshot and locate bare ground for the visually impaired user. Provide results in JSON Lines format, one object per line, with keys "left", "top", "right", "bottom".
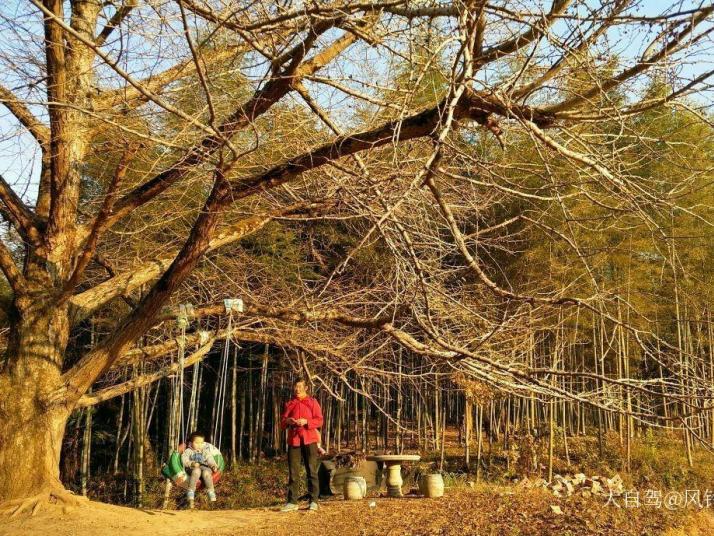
{"left": 2, "top": 487, "right": 712, "bottom": 536}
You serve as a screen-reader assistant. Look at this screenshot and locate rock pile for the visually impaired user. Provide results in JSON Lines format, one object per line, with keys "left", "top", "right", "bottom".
{"left": 519, "top": 473, "right": 625, "bottom": 498}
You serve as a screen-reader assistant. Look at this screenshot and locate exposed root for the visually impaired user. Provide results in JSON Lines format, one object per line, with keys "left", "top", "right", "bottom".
{"left": 2, "top": 486, "right": 88, "bottom": 517}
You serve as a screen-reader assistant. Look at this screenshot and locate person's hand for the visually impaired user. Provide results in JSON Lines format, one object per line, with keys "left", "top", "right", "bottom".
{"left": 191, "top": 462, "right": 200, "bottom": 468}
{"left": 211, "top": 465, "right": 219, "bottom": 473}
{"left": 296, "top": 418, "right": 308, "bottom": 426}
{"left": 286, "top": 417, "right": 296, "bottom": 425}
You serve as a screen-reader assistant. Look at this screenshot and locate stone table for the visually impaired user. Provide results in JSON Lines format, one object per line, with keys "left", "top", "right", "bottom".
{"left": 318, "top": 458, "right": 380, "bottom": 497}
{"left": 366, "top": 454, "right": 421, "bottom": 497}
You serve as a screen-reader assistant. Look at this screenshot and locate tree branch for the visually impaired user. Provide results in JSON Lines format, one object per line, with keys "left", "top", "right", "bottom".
{"left": 61, "top": 146, "right": 134, "bottom": 298}
{"left": 99, "top": 19, "right": 356, "bottom": 233}
{"left": 474, "top": 0, "right": 572, "bottom": 68}
{"left": 226, "top": 89, "right": 551, "bottom": 201}
{"left": 94, "top": 0, "right": 136, "bottom": 47}
{"left": 95, "top": 48, "right": 239, "bottom": 110}
{"left": 68, "top": 201, "right": 324, "bottom": 322}
{"left": 76, "top": 340, "right": 214, "bottom": 407}
{"left": 0, "top": 238, "right": 25, "bottom": 292}
{"left": 0, "top": 174, "right": 42, "bottom": 247}
{"left": 74, "top": 323, "right": 348, "bottom": 406}
{"left": 0, "top": 84, "right": 50, "bottom": 147}
{"left": 156, "top": 297, "right": 396, "bottom": 330}
{"left": 547, "top": 5, "right": 714, "bottom": 113}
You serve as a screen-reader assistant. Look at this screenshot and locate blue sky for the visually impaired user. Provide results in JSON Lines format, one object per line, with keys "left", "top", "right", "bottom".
{"left": 0, "top": 0, "right": 712, "bottom": 206}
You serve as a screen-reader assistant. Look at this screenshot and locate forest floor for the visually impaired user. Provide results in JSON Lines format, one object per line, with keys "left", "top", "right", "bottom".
{"left": 3, "top": 485, "right": 714, "bottom": 536}
{"left": 7, "top": 433, "right": 714, "bottom": 535}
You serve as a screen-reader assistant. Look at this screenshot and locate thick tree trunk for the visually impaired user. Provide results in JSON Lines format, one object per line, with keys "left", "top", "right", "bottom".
{"left": 0, "top": 301, "right": 73, "bottom": 502}
{"left": 0, "top": 392, "right": 69, "bottom": 502}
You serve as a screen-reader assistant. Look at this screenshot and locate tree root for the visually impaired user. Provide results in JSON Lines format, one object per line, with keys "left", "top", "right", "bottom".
{"left": 2, "top": 485, "right": 88, "bottom": 517}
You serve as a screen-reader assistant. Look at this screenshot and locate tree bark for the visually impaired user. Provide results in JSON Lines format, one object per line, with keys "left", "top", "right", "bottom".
{"left": 0, "top": 400, "right": 69, "bottom": 502}
{"left": 0, "top": 301, "right": 73, "bottom": 501}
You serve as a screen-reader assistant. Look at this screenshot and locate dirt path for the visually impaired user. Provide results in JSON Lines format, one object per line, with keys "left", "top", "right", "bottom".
{"left": 3, "top": 488, "right": 712, "bottom": 536}
{"left": 3, "top": 501, "right": 268, "bottom": 536}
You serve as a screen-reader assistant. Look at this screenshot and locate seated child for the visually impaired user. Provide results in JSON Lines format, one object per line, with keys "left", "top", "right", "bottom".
{"left": 181, "top": 431, "right": 219, "bottom": 508}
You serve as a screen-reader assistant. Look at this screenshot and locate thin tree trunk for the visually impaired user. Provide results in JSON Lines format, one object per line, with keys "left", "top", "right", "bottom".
{"left": 708, "top": 309, "right": 714, "bottom": 448}
{"left": 239, "top": 375, "right": 246, "bottom": 461}
{"left": 230, "top": 347, "right": 238, "bottom": 466}
{"left": 132, "top": 364, "right": 145, "bottom": 507}
{"left": 113, "top": 392, "right": 126, "bottom": 474}
{"left": 248, "top": 362, "right": 254, "bottom": 462}
{"left": 476, "top": 403, "right": 483, "bottom": 484}
{"left": 80, "top": 404, "right": 92, "bottom": 496}
{"left": 548, "top": 400, "right": 554, "bottom": 482}
{"left": 255, "top": 348, "right": 269, "bottom": 462}
{"left": 464, "top": 396, "right": 472, "bottom": 467}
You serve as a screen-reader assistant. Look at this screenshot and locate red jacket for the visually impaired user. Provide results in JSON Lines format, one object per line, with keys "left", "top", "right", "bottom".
{"left": 280, "top": 396, "right": 323, "bottom": 447}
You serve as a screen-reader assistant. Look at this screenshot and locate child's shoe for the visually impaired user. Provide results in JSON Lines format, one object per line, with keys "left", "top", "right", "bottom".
{"left": 207, "top": 490, "right": 217, "bottom": 502}
{"left": 187, "top": 490, "right": 195, "bottom": 509}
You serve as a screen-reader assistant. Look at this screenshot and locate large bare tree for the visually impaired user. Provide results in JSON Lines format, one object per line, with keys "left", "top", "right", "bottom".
{"left": 0, "top": 0, "right": 712, "bottom": 508}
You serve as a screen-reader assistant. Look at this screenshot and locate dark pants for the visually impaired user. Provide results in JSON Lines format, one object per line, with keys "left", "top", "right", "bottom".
{"left": 287, "top": 442, "right": 319, "bottom": 503}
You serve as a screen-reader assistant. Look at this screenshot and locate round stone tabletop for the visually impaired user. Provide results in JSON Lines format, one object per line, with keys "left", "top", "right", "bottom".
{"left": 365, "top": 454, "right": 421, "bottom": 462}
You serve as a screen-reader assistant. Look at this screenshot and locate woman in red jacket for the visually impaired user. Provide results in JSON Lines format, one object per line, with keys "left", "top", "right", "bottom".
{"left": 280, "top": 378, "right": 324, "bottom": 512}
